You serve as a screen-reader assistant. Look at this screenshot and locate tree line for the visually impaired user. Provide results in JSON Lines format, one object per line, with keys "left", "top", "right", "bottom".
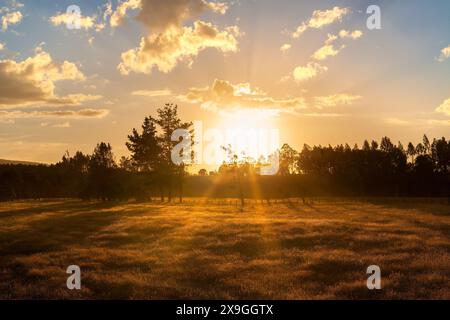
{"left": 0, "top": 104, "right": 449, "bottom": 202}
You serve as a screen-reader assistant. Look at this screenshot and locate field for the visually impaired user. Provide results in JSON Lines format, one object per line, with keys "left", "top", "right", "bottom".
{"left": 0, "top": 198, "right": 449, "bottom": 299}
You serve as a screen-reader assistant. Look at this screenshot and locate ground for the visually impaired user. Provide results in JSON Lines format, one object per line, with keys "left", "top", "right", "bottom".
{"left": 0, "top": 198, "right": 449, "bottom": 299}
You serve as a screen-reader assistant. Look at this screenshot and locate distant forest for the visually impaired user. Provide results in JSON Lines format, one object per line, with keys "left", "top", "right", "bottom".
{"left": 1, "top": 104, "right": 449, "bottom": 202}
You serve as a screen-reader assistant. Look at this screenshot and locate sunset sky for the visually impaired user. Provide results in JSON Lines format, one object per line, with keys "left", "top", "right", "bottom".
{"left": 0, "top": 0, "right": 449, "bottom": 163}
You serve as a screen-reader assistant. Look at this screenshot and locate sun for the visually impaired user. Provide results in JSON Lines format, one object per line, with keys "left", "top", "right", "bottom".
{"left": 215, "top": 108, "right": 280, "bottom": 161}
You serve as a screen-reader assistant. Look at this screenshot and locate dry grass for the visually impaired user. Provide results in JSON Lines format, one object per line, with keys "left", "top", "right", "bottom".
{"left": 0, "top": 198, "right": 449, "bottom": 299}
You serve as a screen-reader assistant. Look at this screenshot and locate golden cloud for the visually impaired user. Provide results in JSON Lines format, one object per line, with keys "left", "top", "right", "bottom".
{"left": 110, "top": 0, "right": 141, "bottom": 27}
{"left": 313, "top": 94, "right": 362, "bottom": 109}
{"left": 436, "top": 97, "right": 450, "bottom": 116}
{"left": 50, "top": 12, "right": 96, "bottom": 30}
{"left": 181, "top": 79, "right": 307, "bottom": 112}
{"left": 280, "top": 43, "right": 291, "bottom": 53}
{"left": 292, "top": 62, "right": 328, "bottom": 82}
{"left": 0, "top": 108, "right": 110, "bottom": 120}
{"left": 132, "top": 89, "right": 172, "bottom": 97}
{"left": 339, "top": 29, "right": 363, "bottom": 39}
{"left": 1, "top": 10, "right": 22, "bottom": 31}
{"left": 292, "top": 6, "right": 349, "bottom": 38}
{"left": 311, "top": 44, "right": 343, "bottom": 61}
{"left": 118, "top": 21, "right": 240, "bottom": 74}
{"left": 0, "top": 48, "right": 98, "bottom": 108}
{"left": 437, "top": 45, "right": 450, "bottom": 62}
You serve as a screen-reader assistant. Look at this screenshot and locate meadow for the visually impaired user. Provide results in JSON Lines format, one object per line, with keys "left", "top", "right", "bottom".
{"left": 0, "top": 198, "right": 449, "bottom": 299}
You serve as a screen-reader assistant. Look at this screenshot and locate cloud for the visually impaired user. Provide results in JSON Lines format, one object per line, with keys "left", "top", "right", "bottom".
{"left": 436, "top": 97, "right": 450, "bottom": 116}
{"left": 427, "top": 119, "right": 450, "bottom": 126}
{"left": 53, "top": 121, "right": 71, "bottom": 128}
{"left": 118, "top": 21, "right": 240, "bottom": 74}
{"left": 339, "top": 29, "right": 363, "bottom": 39}
{"left": 0, "top": 108, "right": 110, "bottom": 120}
{"left": 1, "top": 10, "right": 22, "bottom": 31}
{"left": 0, "top": 42, "right": 4, "bottom": 50}
{"left": 437, "top": 45, "right": 450, "bottom": 62}
{"left": 292, "top": 62, "right": 328, "bottom": 82}
{"left": 311, "top": 43, "right": 343, "bottom": 60}
{"left": 0, "top": 48, "right": 95, "bottom": 108}
{"left": 111, "top": 0, "right": 228, "bottom": 30}
{"left": 181, "top": 78, "right": 307, "bottom": 112}
{"left": 114, "top": 0, "right": 237, "bottom": 74}
{"left": 312, "top": 30, "right": 362, "bottom": 61}
{"left": 313, "top": 94, "right": 362, "bottom": 108}
{"left": 385, "top": 118, "right": 409, "bottom": 126}
{"left": 132, "top": 89, "right": 172, "bottom": 97}
{"left": 280, "top": 43, "right": 291, "bottom": 53}
{"left": 110, "top": 0, "right": 141, "bottom": 27}
{"left": 50, "top": 12, "right": 97, "bottom": 30}
{"left": 292, "top": 6, "right": 349, "bottom": 38}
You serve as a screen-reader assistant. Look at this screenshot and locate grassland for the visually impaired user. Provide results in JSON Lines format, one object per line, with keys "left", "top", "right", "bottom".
{"left": 0, "top": 198, "right": 449, "bottom": 299}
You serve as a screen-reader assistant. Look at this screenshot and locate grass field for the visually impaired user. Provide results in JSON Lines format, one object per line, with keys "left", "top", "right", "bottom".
{"left": 0, "top": 198, "right": 449, "bottom": 299}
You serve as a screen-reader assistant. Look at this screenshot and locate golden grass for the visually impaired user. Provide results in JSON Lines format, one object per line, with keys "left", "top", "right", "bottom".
{"left": 0, "top": 198, "right": 449, "bottom": 299}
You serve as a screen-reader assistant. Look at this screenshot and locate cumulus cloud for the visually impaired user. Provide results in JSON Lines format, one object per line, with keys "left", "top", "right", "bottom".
{"left": 118, "top": 21, "right": 240, "bottom": 74}
{"left": 110, "top": 0, "right": 227, "bottom": 30}
{"left": 436, "top": 97, "right": 450, "bottom": 116}
{"left": 0, "top": 48, "right": 99, "bottom": 108}
{"left": 292, "top": 62, "right": 328, "bottom": 82}
{"left": 0, "top": 108, "right": 109, "bottom": 120}
{"left": 313, "top": 94, "right": 362, "bottom": 109}
{"left": 114, "top": 0, "right": 237, "bottom": 74}
{"left": 292, "top": 6, "right": 349, "bottom": 38}
{"left": 1, "top": 10, "right": 22, "bottom": 31}
{"left": 132, "top": 89, "right": 172, "bottom": 97}
{"left": 437, "top": 45, "right": 450, "bottom": 62}
{"left": 181, "top": 78, "right": 307, "bottom": 112}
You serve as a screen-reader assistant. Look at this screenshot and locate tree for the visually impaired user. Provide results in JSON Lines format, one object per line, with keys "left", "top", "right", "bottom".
{"left": 198, "top": 169, "right": 207, "bottom": 176}
{"left": 380, "top": 137, "right": 394, "bottom": 152}
{"left": 153, "top": 104, "right": 193, "bottom": 202}
{"left": 423, "top": 134, "right": 431, "bottom": 155}
{"left": 416, "top": 143, "right": 425, "bottom": 156}
{"left": 279, "top": 143, "right": 298, "bottom": 175}
{"left": 126, "top": 116, "right": 160, "bottom": 172}
{"left": 87, "top": 142, "right": 121, "bottom": 201}
{"left": 407, "top": 142, "right": 416, "bottom": 163}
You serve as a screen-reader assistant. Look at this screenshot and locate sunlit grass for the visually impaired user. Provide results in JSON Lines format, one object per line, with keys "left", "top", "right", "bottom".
{"left": 0, "top": 198, "right": 449, "bottom": 299}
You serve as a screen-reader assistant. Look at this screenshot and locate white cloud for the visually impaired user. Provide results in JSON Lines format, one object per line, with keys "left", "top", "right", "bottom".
{"left": 292, "top": 6, "right": 349, "bottom": 38}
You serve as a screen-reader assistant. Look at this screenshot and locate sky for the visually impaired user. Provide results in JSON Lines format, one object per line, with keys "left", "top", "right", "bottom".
{"left": 0, "top": 0, "right": 449, "bottom": 164}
